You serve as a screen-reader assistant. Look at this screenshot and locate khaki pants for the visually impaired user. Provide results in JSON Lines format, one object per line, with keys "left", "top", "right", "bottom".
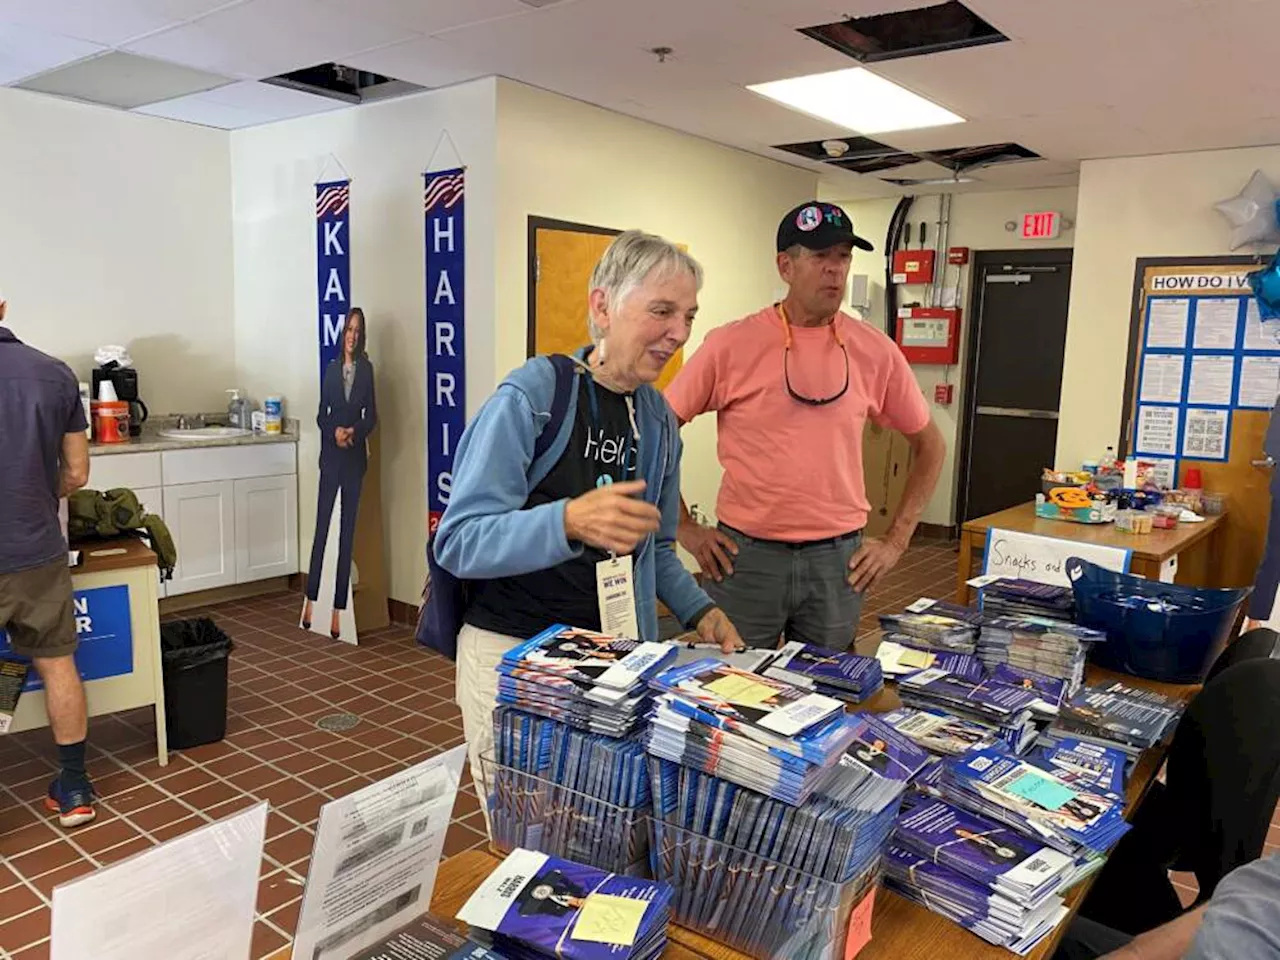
{"left": 455, "top": 623, "right": 520, "bottom": 833}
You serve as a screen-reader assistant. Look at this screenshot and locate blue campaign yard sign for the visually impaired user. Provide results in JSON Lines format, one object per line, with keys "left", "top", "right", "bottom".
{"left": 0, "top": 584, "right": 133, "bottom": 692}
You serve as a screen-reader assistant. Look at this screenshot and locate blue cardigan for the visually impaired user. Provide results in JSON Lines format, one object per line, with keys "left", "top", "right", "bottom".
{"left": 433, "top": 350, "right": 712, "bottom": 641}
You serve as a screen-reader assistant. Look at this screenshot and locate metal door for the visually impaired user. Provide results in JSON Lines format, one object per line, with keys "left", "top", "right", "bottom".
{"left": 959, "top": 250, "right": 1074, "bottom": 521}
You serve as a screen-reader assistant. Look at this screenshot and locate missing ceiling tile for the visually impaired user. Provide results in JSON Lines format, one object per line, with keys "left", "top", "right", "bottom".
{"left": 799, "top": 1, "right": 1008, "bottom": 64}
{"left": 920, "top": 142, "right": 1040, "bottom": 171}
{"left": 263, "top": 62, "right": 425, "bottom": 104}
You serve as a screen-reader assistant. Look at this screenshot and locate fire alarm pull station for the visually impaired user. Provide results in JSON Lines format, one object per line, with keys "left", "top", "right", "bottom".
{"left": 947, "top": 247, "right": 970, "bottom": 266}
{"left": 891, "top": 248, "right": 936, "bottom": 285}
{"left": 896, "top": 306, "right": 961, "bottom": 365}
{"left": 934, "top": 383, "right": 955, "bottom": 405}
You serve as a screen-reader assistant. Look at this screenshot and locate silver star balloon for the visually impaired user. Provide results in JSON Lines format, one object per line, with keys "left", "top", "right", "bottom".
{"left": 1215, "top": 169, "right": 1280, "bottom": 250}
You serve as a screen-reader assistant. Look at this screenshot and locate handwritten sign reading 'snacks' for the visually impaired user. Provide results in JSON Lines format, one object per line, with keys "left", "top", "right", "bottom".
{"left": 982, "top": 528, "right": 1131, "bottom": 589}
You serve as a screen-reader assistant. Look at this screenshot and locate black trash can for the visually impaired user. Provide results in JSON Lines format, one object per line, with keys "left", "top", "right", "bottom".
{"left": 160, "top": 617, "right": 234, "bottom": 750}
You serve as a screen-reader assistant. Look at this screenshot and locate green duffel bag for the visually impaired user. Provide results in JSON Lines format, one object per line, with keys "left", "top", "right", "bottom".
{"left": 68, "top": 488, "right": 177, "bottom": 579}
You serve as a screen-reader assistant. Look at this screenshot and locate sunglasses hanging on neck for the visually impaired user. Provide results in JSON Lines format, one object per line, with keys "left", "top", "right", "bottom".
{"left": 778, "top": 304, "right": 849, "bottom": 407}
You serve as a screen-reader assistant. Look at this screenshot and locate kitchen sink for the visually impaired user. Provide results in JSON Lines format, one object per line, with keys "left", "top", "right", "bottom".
{"left": 157, "top": 426, "right": 253, "bottom": 441}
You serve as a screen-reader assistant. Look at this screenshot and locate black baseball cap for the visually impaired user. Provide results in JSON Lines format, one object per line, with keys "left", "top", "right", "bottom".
{"left": 776, "top": 201, "right": 874, "bottom": 253}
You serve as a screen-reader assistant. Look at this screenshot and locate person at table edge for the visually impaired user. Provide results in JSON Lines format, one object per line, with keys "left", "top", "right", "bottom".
{"left": 433, "top": 230, "right": 744, "bottom": 795}
{"left": 0, "top": 287, "right": 95, "bottom": 827}
{"left": 665, "top": 201, "right": 946, "bottom": 650}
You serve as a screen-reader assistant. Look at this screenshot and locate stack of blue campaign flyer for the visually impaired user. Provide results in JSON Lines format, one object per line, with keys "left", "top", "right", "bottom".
{"left": 760, "top": 641, "right": 884, "bottom": 703}
{"left": 898, "top": 669, "right": 1042, "bottom": 753}
{"left": 645, "top": 659, "right": 860, "bottom": 805}
{"left": 879, "top": 706, "right": 1004, "bottom": 757}
{"left": 874, "top": 638, "right": 986, "bottom": 683}
{"left": 497, "top": 625, "right": 677, "bottom": 737}
{"left": 1029, "top": 736, "right": 1128, "bottom": 799}
{"left": 457, "top": 848, "right": 672, "bottom": 960}
{"left": 976, "top": 617, "right": 1104, "bottom": 694}
{"left": 940, "top": 746, "right": 1131, "bottom": 857}
{"left": 893, "top": 799, "right": 1076, "bottom": 906}
{"left": 878, "top": 611, "right": 978, "bottom": 653}
{"left": 882, "top": 845, "right": 1069, "bottom": 956}
{"left": 989, "top": 663, "right": 1068, "bottom": 719}
{"left": 490, "top": 706, "right": 651, "bottom": 873}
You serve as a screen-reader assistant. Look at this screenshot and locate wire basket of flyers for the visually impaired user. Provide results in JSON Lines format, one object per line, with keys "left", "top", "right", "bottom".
{"left": 647, "top": 818, "right": 881, "bottom": 960}
{"left": 481, "top": 753, "right": 651, "bottom": 877}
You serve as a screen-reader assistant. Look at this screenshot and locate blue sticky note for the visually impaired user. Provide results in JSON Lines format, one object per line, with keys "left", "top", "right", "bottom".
{"left": 1006, "top": 771, "right": 1077, "bottom": 811}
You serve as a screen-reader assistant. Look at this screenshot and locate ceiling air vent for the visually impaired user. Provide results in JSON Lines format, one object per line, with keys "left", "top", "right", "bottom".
{"left": 263, "top": 62, "right": 425, "bottom": 103}
{"left": 799, "top": 1, "right": 1008, "bottom": 64}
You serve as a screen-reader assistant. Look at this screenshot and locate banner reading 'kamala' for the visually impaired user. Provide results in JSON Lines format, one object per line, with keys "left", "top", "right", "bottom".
{"left": 315, "top": 179, "right": 351, "bottom": 382}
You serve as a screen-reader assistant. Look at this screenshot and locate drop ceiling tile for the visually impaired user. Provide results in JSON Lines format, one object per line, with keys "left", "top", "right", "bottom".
{"left": 133, "top": 78, "right": 347, "bottom": 128}
{"left": 0, "top": 21, "right": 104, "bottom": 84}
{"left": 340, "top": 0, "right": 536, "bottom": 36}
{"left": 124, "top": 0, "right": 415, "bottom": 80}
{"left": 15, "top": 50, "right": 232, "bottom": 108}
{"left": 0, "top": 0, "right": 240, "bottom": 47}
{"left": 342, "top": 36, "right": 490, "bottom": 90}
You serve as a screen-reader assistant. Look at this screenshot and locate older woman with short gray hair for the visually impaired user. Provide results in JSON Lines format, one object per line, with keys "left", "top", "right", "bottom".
{"left": 434, "top": 229, "right": 743, "bottom": 800}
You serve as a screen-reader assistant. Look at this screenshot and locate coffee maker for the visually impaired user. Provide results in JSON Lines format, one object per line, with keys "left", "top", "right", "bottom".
{"left": 91, "top": 363, "right": 148, "bottom": 437}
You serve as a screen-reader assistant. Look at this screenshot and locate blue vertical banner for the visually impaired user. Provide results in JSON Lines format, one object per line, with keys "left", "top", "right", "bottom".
{"left": 424, "top": 167, "right": 465, "bottom": 536}
{"left": 316, "top": 179, "right": 351, "bottom": 382}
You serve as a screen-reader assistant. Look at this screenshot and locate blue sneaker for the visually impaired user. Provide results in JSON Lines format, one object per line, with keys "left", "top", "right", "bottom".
{"left": 44, "top": 776, "right": 97, "bottom": 828}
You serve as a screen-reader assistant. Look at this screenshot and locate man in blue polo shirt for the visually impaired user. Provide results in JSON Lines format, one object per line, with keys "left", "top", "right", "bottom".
{"left": 0, "top": 288, "right": 95, "bottom": 826}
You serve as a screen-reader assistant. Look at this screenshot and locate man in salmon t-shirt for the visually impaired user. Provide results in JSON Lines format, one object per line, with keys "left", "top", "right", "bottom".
{"left": 664, "top": 201, "right": 946, "bottom": 650}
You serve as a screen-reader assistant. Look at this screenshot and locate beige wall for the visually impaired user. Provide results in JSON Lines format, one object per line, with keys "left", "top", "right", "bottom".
{"left": 1058, "top": 146, "right": 1280, "bottom": 470}
{"left": 495, "top": 79, "right": 818, "bottom": 533}
{"left": 0, "top": 88, "right": 233, "bottom": 412}
{"left": 230, "top": 80, "right": 500, "bottom": 605}
{"left": 824, "top": 186, "right": 1080, "bottom": 526}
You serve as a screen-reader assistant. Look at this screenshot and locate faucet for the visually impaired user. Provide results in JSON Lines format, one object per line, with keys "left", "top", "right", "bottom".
{"left": 175, "top": 414, "right": 205, "bottom": 430}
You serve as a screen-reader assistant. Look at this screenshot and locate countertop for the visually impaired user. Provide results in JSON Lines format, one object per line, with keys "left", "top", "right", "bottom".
{"left": 90, "top": 416, "right": 300, "bottom": 456}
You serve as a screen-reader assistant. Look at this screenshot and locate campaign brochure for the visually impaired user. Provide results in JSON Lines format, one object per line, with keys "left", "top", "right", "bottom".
{"left": 904, "top": 598, "right": 989, "bottom": 626}
{"left": 940, "top": 747, "right": 1131, "bottom": 856}
{"left": 898, "top": 669, "right": 1041, "bottom": 753}
{"left": 1029, "top": 737, "right": 1127, "bottom": 799}
{"left": 976, "top": 618, "right": 1104, "bottom": 692}
{"left": 645, "top": 659, "right": 860, "bottom": 805}
{"left": 877, "top": 612, "right": 978, "bottom": 653}
{"left": 883, "top": 846, "right": 1069, "bottom": 957}
{"left": 977, "top": 579, "right": 1075, "bottom": 621}
{"left": 989, "top": 664, "right": 1067, "bottom": 719}
{"left": 761, "top": 641, "right": 884, "bottom": 703}
{"left": 504, "top": 626, "right": 677, "bottom": 692}
{"left": 874, "top": 640, "right": 986, "bottom": 683}
{"left": 880, "top": 706, "right": 1003, "bottom": 757}
{"left": 490, "top": 707, "right": 650, "bottom": 874}
{"left": 348, "top": 912, "right": 509, "bottom": 960}
{"left": 1053, "top": 682, "right": 1183, "bottom": 755}
{"left": 893, "top": 799, "right": 1075, "bottom": 907}
{"left": 457, "top": 849, "right": 672, "bottom": 960}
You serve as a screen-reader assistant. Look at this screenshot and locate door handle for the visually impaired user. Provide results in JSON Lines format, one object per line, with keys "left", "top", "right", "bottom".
{"left": 1253, "top": 456, "right": 1276, "bottom": 468}
{"left": 976, "top": 406, "right": 1060, "bottom": 420}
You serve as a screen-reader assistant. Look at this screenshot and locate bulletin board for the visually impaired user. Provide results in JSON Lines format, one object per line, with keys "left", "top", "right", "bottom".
{"left": 1120, "top": 256, "right": 1277, "bottom": 588}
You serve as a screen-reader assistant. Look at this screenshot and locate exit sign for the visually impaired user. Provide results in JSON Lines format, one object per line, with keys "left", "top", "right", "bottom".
{"left": 1021, "top": 211, "right": 1061, "bottom": 240}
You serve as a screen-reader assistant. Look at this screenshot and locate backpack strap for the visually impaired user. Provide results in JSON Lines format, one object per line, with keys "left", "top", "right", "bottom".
{"left": 533, "top": 354, "right": 578, "bottom": 462}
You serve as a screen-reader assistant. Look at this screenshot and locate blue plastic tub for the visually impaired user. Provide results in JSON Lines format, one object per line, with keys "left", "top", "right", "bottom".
{"left": 1066, "top": 557, "right": 1251, "bottom": 684}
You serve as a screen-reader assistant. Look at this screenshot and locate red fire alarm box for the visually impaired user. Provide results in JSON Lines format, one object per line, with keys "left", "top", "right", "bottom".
{"left": 934, "top": 383, "right": 955, "bottom": 405}
{"left": 891, "top": 248, "right": 936, "bottom": 284}
{"left": 896, "top": 306, "right": 961, "bottom": 364}
{"left": 947, "top": 246, "right": 970, "bottom": 265}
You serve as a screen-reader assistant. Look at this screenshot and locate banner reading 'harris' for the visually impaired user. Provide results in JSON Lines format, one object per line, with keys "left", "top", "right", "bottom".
{"left": 424, "top": 168, "right": 465, "bottom": 535}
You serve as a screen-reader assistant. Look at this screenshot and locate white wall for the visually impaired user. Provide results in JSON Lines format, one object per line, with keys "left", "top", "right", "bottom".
{"left": 1059, "top": 146, "right": 1280, "bottom": 470}
{"left": 230, "top": 79, "right": 499, "bottom": 605}
{"left": 495, "top": 79, "right": 817, "bottom": 526}
{"left": 823, "top": 186, "right": 1080, "bottom": 526}
{"left": 0, "top": 88, "right": 233, "bottom": 412}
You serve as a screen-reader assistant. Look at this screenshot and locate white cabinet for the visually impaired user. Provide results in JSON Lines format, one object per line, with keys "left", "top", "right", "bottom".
{"left": 91, "top": 444, "right": 299, "bottom": 598}
{"left": 163, "top": 481, "right": 236, "bottom": 595}
{"left": 234, "top": 475, "right": 298, "bottom": 583}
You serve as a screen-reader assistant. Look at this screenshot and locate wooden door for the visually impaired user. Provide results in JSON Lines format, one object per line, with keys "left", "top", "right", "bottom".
{"left": 529, "top": 218, "right": 685, "bottom": 391}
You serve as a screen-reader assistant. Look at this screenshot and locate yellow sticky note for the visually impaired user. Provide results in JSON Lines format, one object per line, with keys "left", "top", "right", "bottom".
{"left": 899, "top": 649, "right": 934, "bottom": 669}
{"left": 571, "top": 893, "right": 648, "bottom": 946}
{"left": 704, "top": 673, "right": 778, "bottom": 706}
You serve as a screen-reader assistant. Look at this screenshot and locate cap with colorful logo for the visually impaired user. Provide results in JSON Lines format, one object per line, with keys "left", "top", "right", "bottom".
{"left": 776, "top": 201, "right": 873, "bottom": 253}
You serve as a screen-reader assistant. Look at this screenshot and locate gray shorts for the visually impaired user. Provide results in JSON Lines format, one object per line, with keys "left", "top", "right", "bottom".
{"left": 705, "top": 525, "right": 865, "bottom": 652}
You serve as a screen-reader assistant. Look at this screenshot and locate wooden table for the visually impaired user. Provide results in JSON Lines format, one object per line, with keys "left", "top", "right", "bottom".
{"left": 6, "top": 538, "right": 168, "bottom": 765}
{"left": 268, "top": 658, "right": 1196, "bottom": 960}
{"left": 956, "top": 502, "right": 1227, "bottom": 604}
